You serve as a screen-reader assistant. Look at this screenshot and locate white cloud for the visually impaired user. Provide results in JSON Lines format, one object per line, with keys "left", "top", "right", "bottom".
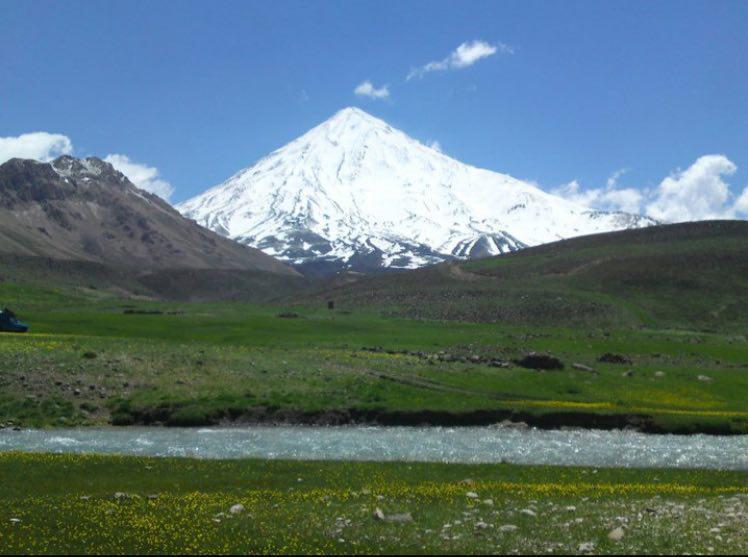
{"left": 606, "top": 168, "right": 628, "bottom": 189}
{"left": 552, "top": 180, "right": 583, "bottom": 200}
{"left": 428, "top": 140, "right": 442, "bottom": 153}
{"left": 407, "top": 40, "right": 512, "bottom": 80}
{"left": 553, "top": 155, "right": 748, "bottom": 221}
{"left": 104, "top": 154, "right": 174, "bottom": 201}
{"left": 0, "top": 132, "right": 73, "bottom": 164}
{"left": 0, "top": 132, "right": 175, "bottom": 201}
{"left": 646, "top": 155, "right": 738, "bottom": 222}
{"left": 736, "top": 187, "right": 748, "bottom": 215}
{"left": 354, "top": 80, "right": 390, "bottom": 100}
{"left": 602, "top": 188, "right": 646, "bottom": 214}
{"left": 552, "top": 179, "right": 643, "bottom": 214}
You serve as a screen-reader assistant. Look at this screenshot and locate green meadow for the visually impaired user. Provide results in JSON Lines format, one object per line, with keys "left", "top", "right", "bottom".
{"left": 0, "top": 453, "right": 746, "bottom": 554}
{"left": 0, "top": 279, "right": 746, "bottom": 432}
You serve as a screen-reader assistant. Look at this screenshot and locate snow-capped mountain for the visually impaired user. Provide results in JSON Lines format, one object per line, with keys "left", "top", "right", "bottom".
{"left": 178, "top": 107, "right": 656, "bottom": 274}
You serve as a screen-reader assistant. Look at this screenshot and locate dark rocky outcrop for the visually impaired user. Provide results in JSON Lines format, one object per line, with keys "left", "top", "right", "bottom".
{"left": 515, "top": 353, "right": 565, "bottom": 371}
{"left": 598, "top": 353, "right": 633, "bottom": 365}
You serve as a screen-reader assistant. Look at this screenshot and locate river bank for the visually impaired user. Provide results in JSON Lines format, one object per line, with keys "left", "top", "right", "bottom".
{"left": 101, "top": 404, "right": 746, "bottom": 435}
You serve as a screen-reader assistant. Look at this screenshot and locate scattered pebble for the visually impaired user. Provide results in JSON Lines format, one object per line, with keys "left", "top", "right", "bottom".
{"left": 373, "top": 508, "right": 412, "bottom": 523}
{"left": 608, "top": 526, "right": 625, "bottom": 541}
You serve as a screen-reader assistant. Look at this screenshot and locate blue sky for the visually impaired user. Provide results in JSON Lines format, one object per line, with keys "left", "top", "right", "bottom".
{"left": 1, "top": 0, "right": 747, "bottom": 218}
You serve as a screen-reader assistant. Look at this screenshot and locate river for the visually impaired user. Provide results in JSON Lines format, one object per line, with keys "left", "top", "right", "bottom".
{"left": 1, "top": 426, "right": 746, "bottom": 470}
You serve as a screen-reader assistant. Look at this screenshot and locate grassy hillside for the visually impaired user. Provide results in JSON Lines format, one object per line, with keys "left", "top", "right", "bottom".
{"left": 297, "top": 221, "right": 748, "bottom": 330}
{"left": 0, "top": 221, "right": 747, "bottom": 432}
{"left": 0, "top": 254, "right": 311, "bottom": 304}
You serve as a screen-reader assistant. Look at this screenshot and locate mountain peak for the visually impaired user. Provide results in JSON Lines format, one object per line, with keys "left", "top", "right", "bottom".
{"left": 310, "top": 106, "right": 394, "bottom": 143}
{"left": 178, "top": 111, "right": 655, "bottom": 275}
{"left": 52, "top": 155, "right": 115, "bottom": 179}
{"left": 329, "top": 106, "right": 380, "bottom": 122}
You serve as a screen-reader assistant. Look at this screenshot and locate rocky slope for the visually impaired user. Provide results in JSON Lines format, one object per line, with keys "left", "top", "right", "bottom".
{"left": 0, "top": 156, "right": 297, "bottom": 274}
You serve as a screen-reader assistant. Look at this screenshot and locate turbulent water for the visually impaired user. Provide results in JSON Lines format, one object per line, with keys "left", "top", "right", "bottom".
{"left": 1, "top": 426, "right": 746, "bottom": 470}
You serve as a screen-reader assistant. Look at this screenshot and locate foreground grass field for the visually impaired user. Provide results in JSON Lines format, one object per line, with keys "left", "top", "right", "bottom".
{"left": 0, "top": 453, "right": 745, "bottom": 554}
{"left": 1, "top": 285, "right": 747, "bottom": 432}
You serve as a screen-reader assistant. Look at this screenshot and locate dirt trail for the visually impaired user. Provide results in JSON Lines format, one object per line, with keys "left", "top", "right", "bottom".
{"left": 358, "top": 368, "right": 529, "bottom": 402}
{"left": 445, "top": 263, "right": 486, "bottom": 282}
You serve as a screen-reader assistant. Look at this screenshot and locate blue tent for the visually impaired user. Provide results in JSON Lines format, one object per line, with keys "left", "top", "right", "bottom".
{"left": 0, "top": 308, "right": 28, "bottom": 333}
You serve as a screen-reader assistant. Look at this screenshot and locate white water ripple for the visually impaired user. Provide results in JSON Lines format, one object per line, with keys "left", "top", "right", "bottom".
{"left": 0, "top": 426, "right": 745, "bottom": 470}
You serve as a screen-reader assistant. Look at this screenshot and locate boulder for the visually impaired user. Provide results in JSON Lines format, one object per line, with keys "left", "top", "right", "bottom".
{"left": 608, "top": 527, "right": 625, "bottom": 541}
{"left": 572, "top": 363, "right": 597, "bottom": 373}
{"left": 516, "top": 353, "right": 564, "bottom": 370}
{"left": 277, "top": 312, "right": 300, "bottom": 319}
{"left": 373, "top": 508, "right": 412, "bottom": 523}
{"left": 229, "top": 504, "right": 245, "bottom": 515}
{"left": 598, "top": 353, "right": 632, "bottom": 364}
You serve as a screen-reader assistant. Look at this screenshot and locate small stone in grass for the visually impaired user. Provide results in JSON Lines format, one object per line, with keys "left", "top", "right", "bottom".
{"left": 229, "top": 504, "right": 245, "bottom": 515}
{"left": 499, "top": 524, "right": 518, "bottom": 533}
{"left": 608, "top": 527, "right": 625, "bottom": 541}
{"left": 466, "top": 491, "right": 479, "bottom": 499}
{"left": 386, "top": 512, "right": 413, "bottom": 523}
{"left": 373, "top": 508, "right": 413, "bottom": 523}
